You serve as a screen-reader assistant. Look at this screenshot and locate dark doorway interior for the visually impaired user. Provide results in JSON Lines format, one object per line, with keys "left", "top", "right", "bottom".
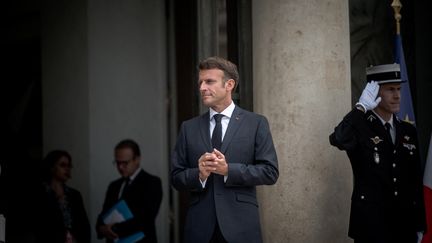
{"left": 2, "top": 3, "right": 43, "bottom": 242}
{"left": 171, "top": 1, "right": 198, "bottom": 242}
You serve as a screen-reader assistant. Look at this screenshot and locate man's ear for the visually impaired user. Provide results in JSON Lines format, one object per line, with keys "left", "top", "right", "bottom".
{"left": 226, "top": 79, "right": 235, "bottom": 91}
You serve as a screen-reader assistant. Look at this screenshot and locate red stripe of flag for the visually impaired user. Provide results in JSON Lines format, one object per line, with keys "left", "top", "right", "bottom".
{"left": 423, "top": 186, "right": 432, "bottom": 243}
{"left": 422, "top": 135, "right": 432, "bottom": 243}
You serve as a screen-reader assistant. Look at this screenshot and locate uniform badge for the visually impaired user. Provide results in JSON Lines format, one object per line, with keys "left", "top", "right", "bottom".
{"left": 370, "top": 136, "right": 383, "bottom": 145}
{"left": 373, "top": 152, "right": 380, "bottom": 164}
{"left": 367, "top": 115, "right": 376, "bottom": 122}
{"left": 403, "top": 143, "right": 416, "bottom": 151}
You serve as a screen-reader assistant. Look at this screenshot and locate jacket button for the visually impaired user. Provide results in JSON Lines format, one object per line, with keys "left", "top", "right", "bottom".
{"left": 393, "top": 178, "right": 397, "bottom": 182}
{"left": 394, "top": 191, "right": 398, "bottom": 196}
{"left": 392, "top": 163, "right": 396, "bottom": 168}
{"left": 360, "top": 195, "right": 365, "bottom": 200}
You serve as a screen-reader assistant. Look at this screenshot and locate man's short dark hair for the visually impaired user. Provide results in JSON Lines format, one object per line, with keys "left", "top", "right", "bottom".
{"left": 198, "top": 56, "right": 239, "bottom": 91}
{"left": 115, "top": 139, "right": 141, "bottom": 158}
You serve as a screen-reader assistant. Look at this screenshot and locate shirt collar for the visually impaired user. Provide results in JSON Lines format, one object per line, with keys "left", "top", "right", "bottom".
{"left": 128, "top": 167, "right": 141, "bottom": 182}
{"left": 372, "top": 110, "right": 394, "bottom": 129}
{"left": 209, "top": 101, "right": 235, "bottom": 120}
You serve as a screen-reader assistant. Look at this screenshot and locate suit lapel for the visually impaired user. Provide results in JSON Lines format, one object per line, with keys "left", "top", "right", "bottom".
{"left": 121, "top": 169, "right": 144, "bottom": 198}
{"left": 221, "top": 106, "right": 244, "bottom": 153}
{"left": 108, "top": 179, "right": 124, "bottom": 203}
{"left": 199, "top": 111, "right": 213, "bottom": 152}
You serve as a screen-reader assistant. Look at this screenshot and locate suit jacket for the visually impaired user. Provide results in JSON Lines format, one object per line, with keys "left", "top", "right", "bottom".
{"left": 171, "top": 106, "right": 279, "bottom": 243}
{"left": 330, "top": 109, "right": 426, "bottom": 241}
{"left": 36, "top": 184, "right": 91, "bottom": 243}
{"left": 96, "top": 169, "right": 162, "bottom": 243}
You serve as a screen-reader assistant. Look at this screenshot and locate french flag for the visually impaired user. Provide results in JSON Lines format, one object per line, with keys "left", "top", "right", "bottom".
{"left": 423, "top": 136, "right": 432, "bottom": 243}
{"left": 394, "top": 33, "right": 430, "bottom": 243}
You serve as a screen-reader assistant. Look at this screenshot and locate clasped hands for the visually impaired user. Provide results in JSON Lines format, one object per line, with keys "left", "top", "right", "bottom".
{"left": 98, "top": 224, "right": 118, "bottom": 240}
{"left": 198, "top": 148, "right": 228, "bottom": 181}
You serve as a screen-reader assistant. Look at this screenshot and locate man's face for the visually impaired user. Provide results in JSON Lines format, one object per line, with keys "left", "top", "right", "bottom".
{"left": 114, "top": 148, "right": 139, "bottom": 178}
{"left": 377, "top": 83, "right": 401, "bottom": 115}
{"left": 198, "top": 69, "right": 234, "bottom": 112}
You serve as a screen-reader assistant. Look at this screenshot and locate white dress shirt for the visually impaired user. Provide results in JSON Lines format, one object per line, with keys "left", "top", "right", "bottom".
{"left": 200, "top": 101, "right": 235, "bottom": 187}
{"left": 373, "top": 111, "right": 395, "bottom": 144}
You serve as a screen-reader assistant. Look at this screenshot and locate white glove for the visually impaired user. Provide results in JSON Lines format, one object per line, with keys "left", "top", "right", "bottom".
{"left": 356, "top": 81, "right": 381, "bottom": 112}
{"left": 417, "top": 231, "right": 423, "bottom": 243}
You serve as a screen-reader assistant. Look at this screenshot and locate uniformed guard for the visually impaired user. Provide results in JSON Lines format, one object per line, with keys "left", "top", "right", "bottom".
{"left": 329, "top": 63, "right": 426, "bottom": 243}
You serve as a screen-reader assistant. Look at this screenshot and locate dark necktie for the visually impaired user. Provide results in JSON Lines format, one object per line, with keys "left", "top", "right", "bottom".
{"left": 384, "top": 122, "right": 393, "bottom": 144}
{"left": 120, "top": 177, "right": 130, "bottom": 198}
{"left": 212, "top": 114, "right": 223, "bottom": 150}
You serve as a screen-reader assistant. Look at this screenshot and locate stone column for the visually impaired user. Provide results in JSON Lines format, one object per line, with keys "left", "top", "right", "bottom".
{"left": 252, "top": 0, "right": 353, "bottom": 242}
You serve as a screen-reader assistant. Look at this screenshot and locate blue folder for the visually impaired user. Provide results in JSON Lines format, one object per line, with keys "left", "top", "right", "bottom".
{"left": 115, "top": 231, "right": 145, "bottom": 243}
{"left": 103, "top": 200, "right": 145, "bottom": 243}
{"left": 103, "top": 200, "right": 133, "bottom": 223}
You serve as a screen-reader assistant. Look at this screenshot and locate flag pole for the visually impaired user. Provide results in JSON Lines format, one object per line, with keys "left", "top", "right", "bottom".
{"left": 391, "top": 0, "right": 402, "bottom": 35}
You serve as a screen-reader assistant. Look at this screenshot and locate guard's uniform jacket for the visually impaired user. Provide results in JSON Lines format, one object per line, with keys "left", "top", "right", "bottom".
{"left": 330, "top": 108, "right": 426, "bottom": 242}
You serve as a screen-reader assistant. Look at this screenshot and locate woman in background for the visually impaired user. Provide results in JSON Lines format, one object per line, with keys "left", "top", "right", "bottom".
{"left": 36, "top": 150, "right": 91, "bottom": 243}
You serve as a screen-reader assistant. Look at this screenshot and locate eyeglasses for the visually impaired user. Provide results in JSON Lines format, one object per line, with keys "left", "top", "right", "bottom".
{"left": 113, "top": 158, "right": 134, "bottom": 167}
{"left": 58, "top": 162, "right": 73, "bottom": 169}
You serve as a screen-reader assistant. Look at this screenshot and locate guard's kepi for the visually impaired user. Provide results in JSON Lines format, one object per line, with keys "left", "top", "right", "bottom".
{"left": 366, "top": 63, "right": 406, "bottom": 84}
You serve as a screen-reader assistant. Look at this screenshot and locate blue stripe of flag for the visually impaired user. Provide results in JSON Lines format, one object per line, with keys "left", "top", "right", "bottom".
{"left": 394, "top": 34, "right": 416, "bottom": 125}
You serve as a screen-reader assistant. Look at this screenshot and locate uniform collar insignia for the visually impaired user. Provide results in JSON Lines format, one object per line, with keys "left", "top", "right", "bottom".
{"left": 404, "top": 135, "right": 410, "bottom": 141}
{"left": 367, "top": 115, "right": 376, "bottom": 122}
{"left": 370, "top": 136, "right": 383, "bottom": 145}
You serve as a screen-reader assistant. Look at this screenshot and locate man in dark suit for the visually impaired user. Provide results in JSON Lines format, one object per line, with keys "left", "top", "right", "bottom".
{"left": 330, "top": 64, "right": 426, "bottom": 243}
{"left": 96, "top": 139, "right": 162, "bottom": 243}
{"left": 171, "top": 56, "right": 279, "bottom": 243}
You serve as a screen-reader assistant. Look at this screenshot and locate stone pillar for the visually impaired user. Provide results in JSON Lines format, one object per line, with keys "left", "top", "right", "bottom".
{"left": 252, "top": 0, "right": 353, "bottom": 242}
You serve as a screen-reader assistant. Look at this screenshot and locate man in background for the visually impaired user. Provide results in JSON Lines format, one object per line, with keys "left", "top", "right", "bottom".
{"left": 96, "top": 139, "right": 162, "bottom": 243}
